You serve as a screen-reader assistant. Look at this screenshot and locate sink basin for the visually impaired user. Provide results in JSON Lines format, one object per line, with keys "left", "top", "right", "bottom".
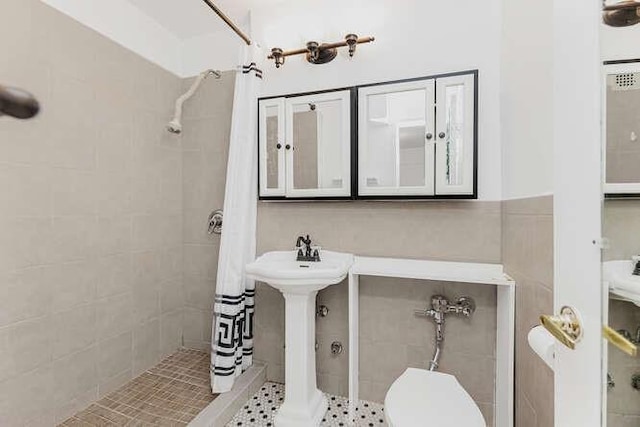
{"left": 603, "top": 260, "right": 640, "bottom": 306}
{"left": 246, "top": 250, "right": 354, "bottom": 292}
{"left": 246, "top": 249, "right": 353, "bottom": 426}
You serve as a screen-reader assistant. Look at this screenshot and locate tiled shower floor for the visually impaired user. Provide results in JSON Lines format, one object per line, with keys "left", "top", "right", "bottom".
{"left": 226, "top": 382, "right": 387, "bottom": 427}
{"left": 59, "top": 349, "right": 217, "bottom": 426}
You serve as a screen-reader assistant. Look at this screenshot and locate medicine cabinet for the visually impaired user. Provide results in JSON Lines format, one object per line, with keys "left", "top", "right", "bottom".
{"left": 258, "top": 89, "right": 353, "bottom": 199}
{"left": 604, "top": 62, "right": 640, "bottom": 197}
{"left": 257, "top": 70, "right": 478, "bottom": 200}
{"left": 357, "top": 72, "right": 477, "bottom": 198}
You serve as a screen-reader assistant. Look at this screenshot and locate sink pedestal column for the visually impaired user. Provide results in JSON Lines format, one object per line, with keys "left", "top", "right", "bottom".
{"left": 274, "top": 291, "right": 327, "bottom": 427}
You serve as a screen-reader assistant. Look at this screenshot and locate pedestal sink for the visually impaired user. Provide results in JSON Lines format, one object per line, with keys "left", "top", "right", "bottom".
{"left": 603, "top": 260, "right": 640, "bottom": 307}
{"left": 246, "top": 250, "right": 354, "bottom": 427}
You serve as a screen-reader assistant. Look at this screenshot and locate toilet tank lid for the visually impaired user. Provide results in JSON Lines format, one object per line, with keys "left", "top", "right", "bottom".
{"left": 384, "top": 368, "right": 486, "bottom": 427}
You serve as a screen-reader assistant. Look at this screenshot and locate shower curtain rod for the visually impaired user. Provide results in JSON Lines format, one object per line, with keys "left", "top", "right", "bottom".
{"left": 201, "top": 0, "right": 251, "bottom": 46}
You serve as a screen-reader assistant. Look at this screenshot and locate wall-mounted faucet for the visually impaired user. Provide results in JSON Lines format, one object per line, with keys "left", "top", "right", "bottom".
{"left": 295, "top": 234, "right": 320, "bottom": 262}
{"left": 414, "top": 295, "right": 476, "bottom": 371}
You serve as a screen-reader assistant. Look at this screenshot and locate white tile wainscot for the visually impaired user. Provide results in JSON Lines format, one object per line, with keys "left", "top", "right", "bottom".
{"left": 347, "top": 256, "right": 515, "bottom": 427}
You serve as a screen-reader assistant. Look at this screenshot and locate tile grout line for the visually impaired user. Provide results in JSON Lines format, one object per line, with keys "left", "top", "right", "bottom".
{"left": 59, "top": 348, "right": 217, "bottom": 426}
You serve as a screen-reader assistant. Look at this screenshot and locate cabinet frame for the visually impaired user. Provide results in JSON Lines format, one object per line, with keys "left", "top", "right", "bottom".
{"left": 357, "top": 79, "right": 437, "bottom": 196}
{"left": 258, "top": 87, "right": 357, "bottom": 201}
{"left": 257, "top": 70, "right": 478, "bottom": 201}
{"left": 434, "top": 72, "right": 477, "bottom": 196}
{"left": 258, "top": 97, "right": 286, "bottom": 197}
{"left": 356, "top": 70, "right": 478, "bottom": 200}
{"left": 603, "top": 59, "right": 640, "bottom": 199}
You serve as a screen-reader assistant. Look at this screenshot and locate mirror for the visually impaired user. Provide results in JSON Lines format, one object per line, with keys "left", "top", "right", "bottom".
{"left": 290, "top": 98, "right": 346, "bottom": 191}
{"left": 265, "top": 105, "right": 280, "bottom": 190}
{"left": 602, "top": 200, "right": 640, "bottom": 425}
{"left": 258, "top": 98, "right": 286, "bottom": 197}
{"left": 357, "top": 73, "right": 476, "bottom": 198}
{"left": 438, "top": 83, "right": 466, "bottom": 187}
{"left": 358, "top": 80, "right": 435, "bottom": 196}
{"left": 602, "top": 61, "right": 640, "bottom": 427}
{"left": 604, "top": 64, "right": 640, "bottom": 196}
{"left": 258, "top": 89, "right": 352, "bottom": 199}
{"left": 362, "top": 89, "right": 429, "bottom": 189}
{"left": 285, "top": 91, "right": 352, "bottom": 198}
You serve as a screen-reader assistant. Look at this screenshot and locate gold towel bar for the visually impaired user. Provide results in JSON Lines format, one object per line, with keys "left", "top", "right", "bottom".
{"left": 603, "top": 325, "right": 638, "bottom": 357}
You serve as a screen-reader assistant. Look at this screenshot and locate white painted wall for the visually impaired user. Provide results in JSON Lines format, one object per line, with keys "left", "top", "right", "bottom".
{"left": 602, "top": 24, "right": 640, "bottom": 61}
{"left": 181, "top": 29, "right": 245, "bottom": 77}
{"left": 252, "top": 0, "right": 503, "bottom": 200}
{"left": 38, "top": 0, "right": 247, "bottom": 77}
{"left": 40, "top": 0, "right": 183, "bottom": 75}
{"left": 500, "top": 0, "right": 554, "bottom": 200}
{"left": 38, "top": 0, "right": 504, "bottom": 200}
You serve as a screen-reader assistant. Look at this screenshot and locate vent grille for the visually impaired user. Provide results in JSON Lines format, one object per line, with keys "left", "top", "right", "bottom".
{"left": 609, "top": 72, "right": 640, "bottom": 91}
{"left": 617, "top": 73, "right": 636, "bottom": 87}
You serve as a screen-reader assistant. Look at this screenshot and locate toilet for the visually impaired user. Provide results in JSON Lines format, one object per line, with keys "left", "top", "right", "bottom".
{"left": 384, "top": 368, "right": 486, "bottom": 427}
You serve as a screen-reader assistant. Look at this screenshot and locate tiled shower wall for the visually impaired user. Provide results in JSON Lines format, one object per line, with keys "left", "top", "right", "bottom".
{"left": 603, "top": 200, "right": 640, "bottom": 426}
{"left": 0, "top": 1, "right": 184, "bottom": 424}
{"left": 180, "top": 72, "right": 235, "bottom": 350}
{"left": 255, "top": 201, "right": 502, "bottom": 425}
{"left": 502, "top": 196, "right": 554, "bottom": 427}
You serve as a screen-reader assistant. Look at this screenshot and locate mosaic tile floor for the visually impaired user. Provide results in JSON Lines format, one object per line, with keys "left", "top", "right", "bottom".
{"left": 59, "top": 348, "right": 217, "bottom": 426}
{"left": 226, "top": 382, "right": 387, "bottom": 427}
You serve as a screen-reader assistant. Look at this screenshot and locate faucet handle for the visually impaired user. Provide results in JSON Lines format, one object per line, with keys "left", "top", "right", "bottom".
{"left": 633, "top": 256, "right": 640, "bottom": 276}
{"left": 311, "top": 246, "right": 321, "bottom": 261}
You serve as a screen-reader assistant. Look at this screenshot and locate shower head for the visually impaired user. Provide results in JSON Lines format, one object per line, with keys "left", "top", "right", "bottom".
{"left": 167, "top": 69, "right": 221, "bottom": 134}
{"left": 167, "top": 119, "right": 182, "bottom": 134}
{"left": 603, "top": 1, "right": 640, "bottom": 27}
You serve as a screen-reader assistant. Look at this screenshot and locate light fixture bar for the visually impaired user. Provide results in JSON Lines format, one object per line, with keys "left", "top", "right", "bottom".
{"left": 268, "top": 35, "right": 375, "bottom": 68}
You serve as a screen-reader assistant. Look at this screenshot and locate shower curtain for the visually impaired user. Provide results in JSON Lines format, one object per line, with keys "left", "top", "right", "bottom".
{"left": 210, "top": 45, "right": 263, "bottom": 393}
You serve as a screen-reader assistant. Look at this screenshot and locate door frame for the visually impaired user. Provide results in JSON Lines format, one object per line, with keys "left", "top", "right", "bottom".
{"left": 552, "top": 0, "right": 603, "bottom": 425}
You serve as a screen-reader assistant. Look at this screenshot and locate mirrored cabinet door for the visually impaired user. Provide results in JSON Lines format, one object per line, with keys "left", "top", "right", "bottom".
{"left": 358, "top": 80, "right": 436, "bottom": 196}
{"left": 285, "top": 90, "right": 352, "bottom": 198}
{"left": 604, "top": 63, "right": 640, "bottom": 196}
{"left": 259, "top": 98, "right": 286, "bottom": 196}
{"left": 434, "top": 74, "right": 476, "bottom": 195}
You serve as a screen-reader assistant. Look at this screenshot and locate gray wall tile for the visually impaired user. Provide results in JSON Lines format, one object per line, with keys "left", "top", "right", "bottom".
{"left": 0, "top": 1, "right": 185, "bottom": 422}
{"left": 502, "top": 195, "right": 554, "bottom": 427}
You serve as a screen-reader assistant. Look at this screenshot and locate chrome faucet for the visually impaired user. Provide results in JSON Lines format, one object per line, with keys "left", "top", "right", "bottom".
{"left": 295, "top": 234, "right": 320, "bottom": 262}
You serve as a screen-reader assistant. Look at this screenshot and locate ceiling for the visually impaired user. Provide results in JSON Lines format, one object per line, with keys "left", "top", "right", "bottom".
{"left": 125, "top": 0, "right": 286, "bottom": 39}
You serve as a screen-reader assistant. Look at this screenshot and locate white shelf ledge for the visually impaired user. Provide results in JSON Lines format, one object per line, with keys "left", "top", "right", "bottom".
{"left": 347, "top": 256, "right": 514, "bottom": 427}
{"left": 351, "top": 256, "right": 514, "bottom": 287}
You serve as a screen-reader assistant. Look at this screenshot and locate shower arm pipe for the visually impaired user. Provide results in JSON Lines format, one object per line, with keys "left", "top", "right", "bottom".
{"left": 267, "top": 36, "right": 376, "bottom": 59}
{"left": 201, "top": 0, "right": 251, "bottom": 46}
{"left": 168, "top": 69, "right": 220, "bottom": 134}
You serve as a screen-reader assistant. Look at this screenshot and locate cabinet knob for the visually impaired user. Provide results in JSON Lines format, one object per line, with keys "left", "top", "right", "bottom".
{"left": 285, "top": 144, "right": 291, "bottom": 150}
{"left": 276, "top": 143, "right": 282, "bottom": 149}
{"left": 426, "top": 133, "right": 433, "bottom": 140}
{"left": 439, "top": 132, "right": 446, "bottom": 139}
